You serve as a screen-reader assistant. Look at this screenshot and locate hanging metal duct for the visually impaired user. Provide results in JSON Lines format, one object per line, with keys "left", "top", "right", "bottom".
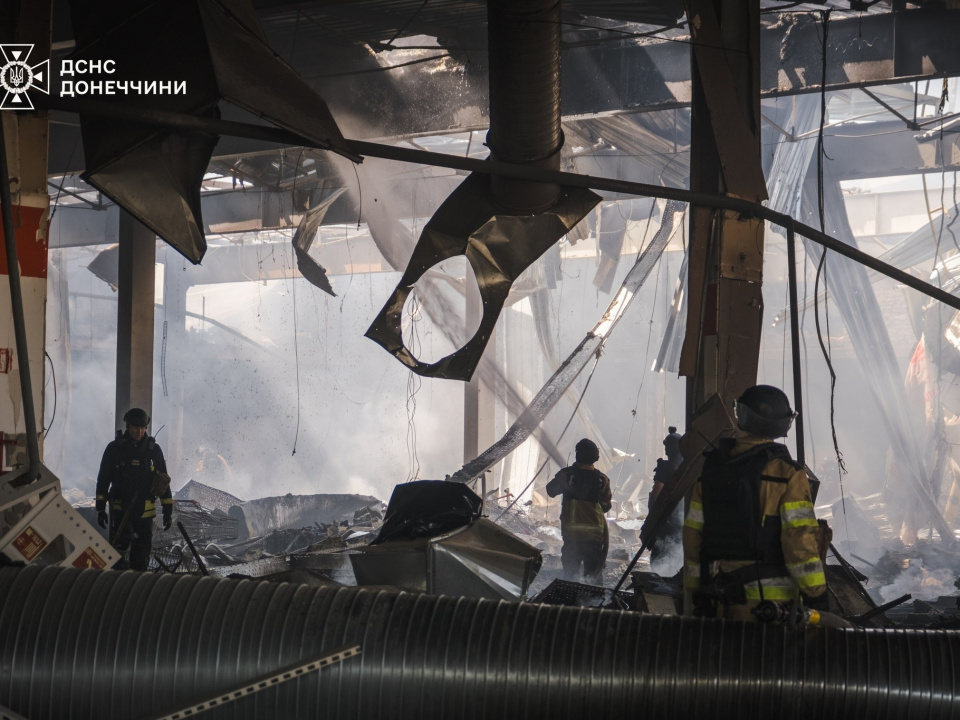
{"left": 3, "top": 565, "right": 960, "bottom": 719}
{"left": 365, "top": 0, "right": 599, "bottom": 380}
{"left": 486, "top": 0, "right": 562, "bottom": 212}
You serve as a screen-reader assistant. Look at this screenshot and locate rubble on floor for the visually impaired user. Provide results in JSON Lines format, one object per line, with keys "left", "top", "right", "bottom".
{"left": 67, "top": 479, "right": 960, "bottom": 627}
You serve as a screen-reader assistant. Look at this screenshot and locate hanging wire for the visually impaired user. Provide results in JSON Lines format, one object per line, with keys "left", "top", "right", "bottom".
{"left": 815, "top": 9, "right": 844, "bottom": 472}
{"left": 800, "top": 236, "right": 817, "bottom": 464}
{"left": 161, "top": 320, "right": 168, "bottom": 397}
{"left": 42, "top": 350, "right": 57, "bottom": 438}
{"left": 404, "top": 291, "right": 423, "bottom": 483}
{"left": 812, "top": 10, "right": 849, "bottom": 543}
{"left": 612, "top": 202, "right": 660, "bottom": 492}
{"left": 290, "top": 149, "right": 305, "bottom": 456}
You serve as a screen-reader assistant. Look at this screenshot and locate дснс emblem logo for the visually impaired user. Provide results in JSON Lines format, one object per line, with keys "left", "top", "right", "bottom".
{"left": 0, "top": 44, "right": 50, "bottom": 111}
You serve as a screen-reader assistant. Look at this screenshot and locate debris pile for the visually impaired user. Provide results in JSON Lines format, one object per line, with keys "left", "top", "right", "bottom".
{"left": 145, "top": 480, "right": 386, "bottom": 584}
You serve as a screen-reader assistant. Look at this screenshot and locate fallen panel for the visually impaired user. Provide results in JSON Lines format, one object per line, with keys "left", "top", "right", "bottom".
{"left": 228, "top": 492, "right": 381, "bottom": 540}
{"left": 351, "top": 481, "right": 541, "bottom": 600}
{"left": 173, "top": 479, "right": 244, "bottom": 515}
{"left": 291, "top": 188, "right": 347, "bottom": 296}
{"left": 350, "top": 517, "right": 541, "bottom": 601}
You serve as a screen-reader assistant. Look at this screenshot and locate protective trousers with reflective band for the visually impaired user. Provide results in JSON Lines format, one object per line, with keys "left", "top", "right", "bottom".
{"left": 682, "top": 437, "right": 827, "bottom": 614}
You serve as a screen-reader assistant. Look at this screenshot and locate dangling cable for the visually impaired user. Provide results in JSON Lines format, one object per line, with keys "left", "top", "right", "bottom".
{"left": 813, "top": 8, "right": 848, "bottom": 513}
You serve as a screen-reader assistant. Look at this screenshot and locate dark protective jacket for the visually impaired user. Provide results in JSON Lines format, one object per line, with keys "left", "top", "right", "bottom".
{"left": 545, "top": 464, "right": 612, "bottom": 540}
{"left": 682, "top": 436, "right": 826, "bottom": 606}
{"left": 95, "top": 432, "right": 173, "bottom": 521}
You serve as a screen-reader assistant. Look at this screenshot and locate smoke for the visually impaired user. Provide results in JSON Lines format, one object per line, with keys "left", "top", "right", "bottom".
{"left": 877, "top": 561, "right": 959, "bottom": 604}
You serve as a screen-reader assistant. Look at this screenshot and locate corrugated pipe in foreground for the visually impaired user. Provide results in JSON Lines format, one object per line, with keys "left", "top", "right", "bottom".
{"left": 1, "top": 565, "right": 959, "bottom": 719}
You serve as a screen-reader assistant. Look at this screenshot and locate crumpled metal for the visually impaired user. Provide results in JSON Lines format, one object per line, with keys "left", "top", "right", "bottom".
{"left": 69, "top": 0, "right": 353, "bottom": 264}
{"left": 292, "top": 188, "right": 347, "bottom": 297}
{"left": 365, "top": 171, "right": 600, "bottom": 380}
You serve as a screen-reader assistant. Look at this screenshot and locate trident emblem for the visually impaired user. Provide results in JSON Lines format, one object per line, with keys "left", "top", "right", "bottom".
{"left": 0, "top": 44, "right": 49, "bottom": 110}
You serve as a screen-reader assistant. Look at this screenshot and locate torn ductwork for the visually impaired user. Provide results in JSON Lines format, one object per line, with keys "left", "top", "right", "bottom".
{"left": 67, "top": 0, "right": 354, "bottom": 264}
{"left": 486, "top": 0, "right": 563, "bottom": 212}
{"left": 365, "top": 173, "right": 599, "bottom": 380}
{"left": 350, "top": 481, "right": 542, "bottom": 600}
{"left": 366, "top": 0, "right": 597, "bottom": 381}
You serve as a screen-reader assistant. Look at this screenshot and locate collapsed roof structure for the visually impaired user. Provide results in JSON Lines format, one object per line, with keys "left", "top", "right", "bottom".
{"left": 5, "top": 0, "right": 960, "bottom": 717}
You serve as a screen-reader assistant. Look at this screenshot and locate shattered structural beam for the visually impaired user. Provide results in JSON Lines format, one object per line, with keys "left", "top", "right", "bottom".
{"left": 32, "top": 97, "right": 960, "bottom": 315}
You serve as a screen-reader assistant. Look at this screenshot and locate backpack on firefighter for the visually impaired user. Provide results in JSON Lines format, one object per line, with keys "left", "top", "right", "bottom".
{"left": 693, "top": 438, "right": 798, "bottom": 614}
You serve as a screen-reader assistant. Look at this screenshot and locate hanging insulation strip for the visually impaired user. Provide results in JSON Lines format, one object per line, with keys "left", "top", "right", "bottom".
{"left": 2, "top": 565, "right": 960, "bottom": 719}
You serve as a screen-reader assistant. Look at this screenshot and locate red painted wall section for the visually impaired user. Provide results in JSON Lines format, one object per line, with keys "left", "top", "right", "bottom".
{"left": 0, "top": 204, "right": 48, "bottom": 279}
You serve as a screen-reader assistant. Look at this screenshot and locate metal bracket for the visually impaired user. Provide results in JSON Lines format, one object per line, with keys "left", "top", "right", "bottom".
{"left": 0, "top": 703, "right": 30, "bottom": 720}
{"left": 143, "top": 644, "right": 361, "bottom": 720}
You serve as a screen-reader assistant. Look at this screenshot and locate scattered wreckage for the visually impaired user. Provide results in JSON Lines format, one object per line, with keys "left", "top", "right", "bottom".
{"left": 69, "top": 478, "right": 960, "bottom": 630}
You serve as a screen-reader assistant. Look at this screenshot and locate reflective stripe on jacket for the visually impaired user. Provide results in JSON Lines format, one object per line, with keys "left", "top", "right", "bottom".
{"left": 682, "top": 436, "right": 826, "bottom": 604}
{"left": 545, "top": 464, "right": 612, "bottom": 540}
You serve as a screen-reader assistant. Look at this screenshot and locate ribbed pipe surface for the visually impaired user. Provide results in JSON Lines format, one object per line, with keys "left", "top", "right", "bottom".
{"left": 486, "top": 0, "right": 562, "bottom": 211}
{"left": 486, "top": 0, "right": 562, "bottom": 163}
{"left": 2, "top": 566, "right": 960, "bottom": 719}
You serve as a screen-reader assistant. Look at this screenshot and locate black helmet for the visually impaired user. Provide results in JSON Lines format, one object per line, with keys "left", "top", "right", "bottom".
{"left": 735, "top": 385, "right": 795, "bottom": 438}
{"left": 575, "top": 438, "right": 600, "bottom": 464}
{"left": 123, "top": 407, "right": 150, "bottom": 427}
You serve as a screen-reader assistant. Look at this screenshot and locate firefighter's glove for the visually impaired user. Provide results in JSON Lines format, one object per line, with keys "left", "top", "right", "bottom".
{"left": 97, "top": 511, "right": 108, "bottom": 529}
{"left": 803, "top": 591, "right": 830, "bottom": 613}
{"left": 151, "top": 472, "right": 171, "bottom": 497}
{"left": 162, "top": 514, "right": 172, "bottom": 531}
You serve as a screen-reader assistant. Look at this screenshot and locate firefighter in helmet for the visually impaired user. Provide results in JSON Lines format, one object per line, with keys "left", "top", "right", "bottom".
{"left": 682, "top": 386, "right": 828, "bottom": 621}
{"left": 546, "top": 438, "right": 612, "bottom": 584}
{"left": 95, "top": 408, "right": 173, "bottom": 570}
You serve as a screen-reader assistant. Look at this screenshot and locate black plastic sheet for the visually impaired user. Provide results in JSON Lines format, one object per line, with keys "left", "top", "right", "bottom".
{"left": 372, "top": 480, "right": 482, "bottom": 544}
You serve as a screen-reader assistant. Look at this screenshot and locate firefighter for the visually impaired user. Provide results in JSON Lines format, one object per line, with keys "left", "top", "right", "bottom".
{"left": 95, "top": 408, "right": 173, "bottom": 571}
{"left": 546, "top": 438, "right": 612, "bottom": 584}
{"left": 682, "top": 385, "right": 828, "bottom": 621}
{"left": 648, "top": 426, "right": 684, "bottom": 570}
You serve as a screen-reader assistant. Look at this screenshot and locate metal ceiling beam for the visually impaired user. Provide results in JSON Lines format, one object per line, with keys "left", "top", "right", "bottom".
{"left": 47, "top": 114, "right": 960, "bottom": 252}
{"left": 46, "top": 8, "right": 960, "bottom": 174}
{"left": 34, "top": 96, "right": 960, "bottom": 316}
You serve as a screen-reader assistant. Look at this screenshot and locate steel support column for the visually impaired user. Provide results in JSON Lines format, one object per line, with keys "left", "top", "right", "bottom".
{"left": 681, "top": 0, "right": 766, "bottom": 419}
{"left": 114, "top": 211, "right": 155, "bottom": 430}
